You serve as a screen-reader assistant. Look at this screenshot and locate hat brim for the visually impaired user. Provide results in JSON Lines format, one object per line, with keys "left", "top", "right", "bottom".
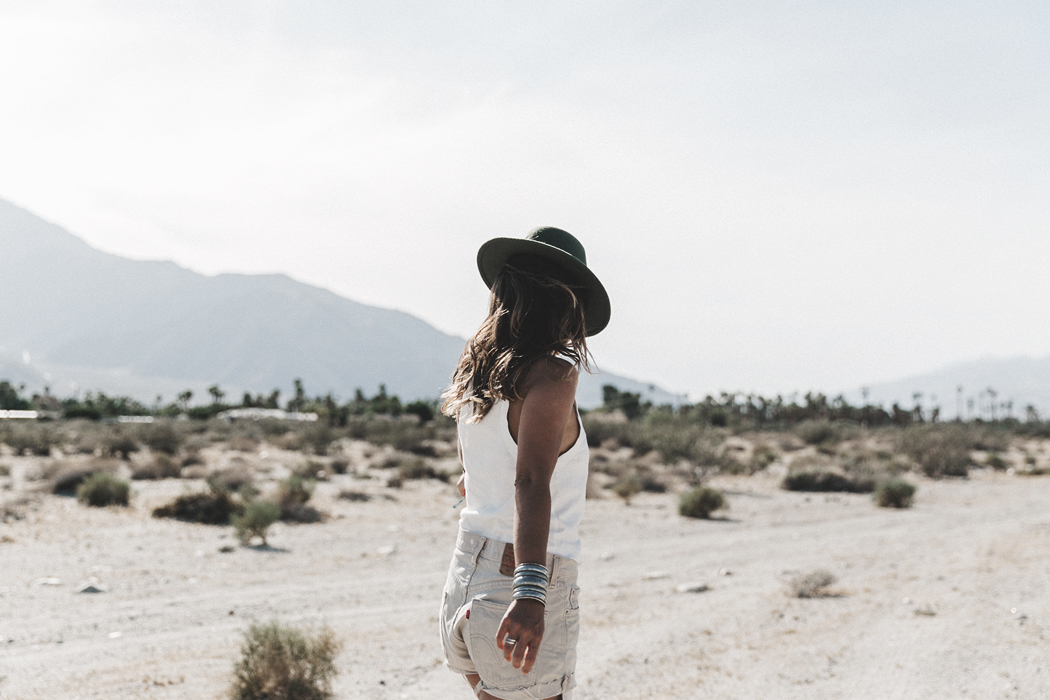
{"left": 477, "top": 237, "right": 610, "bottom": 336}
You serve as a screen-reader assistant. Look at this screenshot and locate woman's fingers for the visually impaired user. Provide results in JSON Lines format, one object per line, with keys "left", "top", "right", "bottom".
{"left": 495, "top": 617, "right": 511, "bottom": 652}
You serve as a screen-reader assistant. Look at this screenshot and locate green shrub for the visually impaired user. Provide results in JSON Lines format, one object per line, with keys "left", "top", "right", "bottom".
{"left": 3, "top": 427, "right": 57, "bottom": 456}
{"left": 296, "top": 425, "right": 336, "bottom": 456}
{"left": 678, "top": 486, "right": 726, "bottom": 519}
{"left": 874, "top": 478, "right": 916, "bottom": 508}
{"left": 790, "top": 569, "right": 836, "bottom": 598}
{"left": 233, "top": 501, "right": 282, "bottom": 546}
{"left": 77, "top": 473, "right": 130, "bottom": 507}
{"left": 228, "top": 621, "right": 340, "bottom": 700}
{"left": 152, "top": 490, "right": 242, "bottom": 524}
{"left": 782, "top": 470, "right": 875, "bottom": 493}
{"left": 293, "top": 461, "right": 329, "bottom": 481}
{"left": 131, "top": 455, "right": 182, "bottom": 480}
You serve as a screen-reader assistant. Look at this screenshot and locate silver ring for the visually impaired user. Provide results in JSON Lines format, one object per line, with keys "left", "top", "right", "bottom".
{"left": 504, "top": 637, "right": 517, "bottom": 646}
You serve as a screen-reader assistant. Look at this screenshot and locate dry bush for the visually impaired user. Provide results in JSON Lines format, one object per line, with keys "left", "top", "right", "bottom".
{"left": 131, "top": 454, "right": 182, "bottom": 480}
{"left": 208, "top": 466, "right": 255, "bottom": 494}
{"left": 610, "top": 475, "right": 642, "bottom": 504}
{"left": 678, "top": 486, "right": 726, "bottom": 519}
{"left": 898, "top": 427, "right": 971, "bottom": 477}
{"left": 101, "top": 430, "right": 140, "bottom": 460}
{"left": 293, "top": 461, "right": 329, "bottom": 481}
{"left": 794, "top": 420, "right": 841, "bottom": 446}
{"left": 329, "top": 459, "right": 349, "bottom": 475}
{"left": 228, "top": 621, "right": 340, "bottom": 700}
{"left": 782, "top": 470, "right": 875, "bottom": 493}
{"left": 77, "top": 473, "right": 130, "bottom": 507}
{"left": 152, "top": 487, "right": 242, "bottom": 524}
{"left": 228, "top": 435, "right": 260, "bottom": 453}
{"left": 275, "top": 476, "right": 322, "bottom": 523}
{"left": 139, "top": 422, "right": 185, "bottom": 455}
{"left": 0, "top": 464, "right": 10, "bottom": 478}
{"left": 396, "top": 458, "right": 447, "bottom": 482}
{"left": 874, "top": 478, "right": 917, "bottom": 508}
{"left": 337, "top": 490, "right": 370, "bottom": 502}
{"left": 51, "top": 460, "right": 117, "bottom": 494}
{"left": 790, "top": 569, "right": 837, "bottom": 598}
{"left": 984, "top": 452, "right": 1008, "bottom": 470}
{"left": 2, "top": 425, "right": 58, "bottom": 456}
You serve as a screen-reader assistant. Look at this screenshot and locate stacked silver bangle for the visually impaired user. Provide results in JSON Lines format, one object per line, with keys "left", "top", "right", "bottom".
{"left": 512, "top": 563, "right": 549, "bottom": 605}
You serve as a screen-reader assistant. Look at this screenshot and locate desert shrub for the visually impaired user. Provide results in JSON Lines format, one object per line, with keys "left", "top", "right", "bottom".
{"left": 874, "top": 478, "right": 916, "bottom": 508}
{"left": 228, "top": 621, "right": 340, "bottom": 700}
{"left": 3, "top": 427, "right": 57, "bottom": 456}
{"left": 139, "top": 422, "right": 184, "bottom": 455}
{"left": 985, "top": 452, "right": 1008, "bottom": 470}
{"left": 329, "top": 459, "right": 349, "bottom": 475}
{"left": 275, "top": 476, "right": 322, "bottom": 523}
{"left": 77, "top": 473, "right": 130, "bottom": 507}
{"left": 0, "top": 464, "right": 10, "bottom": 477}
{"left": 611, "top": 475, "right": 642, "bottom": 504}
{"left": 131, "top": 454, "right": 182, "bottom": 480}
{"left": 795, "top": 420, "right": 840, "bottom": 446}
{"left": 386, "top": 476, "right": 403, "bottom": 489}
{"left": 209, "top": 466, "right": 255, "bottom": 494}
{"left": 52, "top": 462, "right": 115, "bottom": 494}
{"left": 967, "top": 425, "right": 1010, "bottom": 452}
{"left": 639, "top": 473, "right": 667, "bottom": 493}
{"left": 296, "top": 425, "right": 336, "bottom": 456}
{"left": 782, "top": 470, "right": 875, "bottom": 493}
{"left": 338, "top": 490, "right": 370, "bottom": 502}
{"left": 580, "top": 416, "right": 632, "bottom": 448}
{"left": 228, "top": 435, "right": 260, "bottom": 452}
{"left": 152, "top": 489, "right": 242, "bottom": 524}
{"left": 900, "top": 427, "right": 971, "bottom": 478}
{"left": 397, "top": 458, "right": 447, "bottom": 482}
{"left": 790, "top": 569, "right": 836, "bottom": 598}
{"left": 233, "top": 501, "right": 282, "bottom": 546}
{"left": 102, "top": 431, "right": 140, "bottom": 460}
{"left": 293, "top": 461, "right": 329, "bottom": 481}
{"left": 678, "top": 486, "right": 726, "bottom": 519}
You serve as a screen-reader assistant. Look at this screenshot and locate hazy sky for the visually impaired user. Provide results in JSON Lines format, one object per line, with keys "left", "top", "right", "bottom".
{"left": 2, "top": 1, "right": 1048, "bottom": 399}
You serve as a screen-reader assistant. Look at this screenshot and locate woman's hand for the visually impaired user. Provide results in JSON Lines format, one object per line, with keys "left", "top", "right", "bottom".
{"left": 495, "top": 598, "right": 545, "bottom": 673}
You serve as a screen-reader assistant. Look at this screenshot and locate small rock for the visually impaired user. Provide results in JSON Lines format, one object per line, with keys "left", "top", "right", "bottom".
{"left": 717, "top": 568, "right": 733, "bottom": 576}
{"left": 675, "top": 582, "right": 710, "bottom": 594}
{"left": 218, "top": 545, "right": 236, "bottom": 553}
{"left": 913, "top": 607, "right": 936, "bottom": 617}
{"left": 377, "top": 545, "right": 397, "bottom": 556}
{"left": 33, "top": 578, "right": 62, "bottom": 587}
{"left": 643, "top": 572, "right": 669, "bottom": 580}
{"left": 599, "top": 552, "right": 615, "bottom": 561}
{"left": 107, "top": 631, "right": 122, "bottom": 639}
{"left": 77, "top": 583, "right": 107, "bottom": 594}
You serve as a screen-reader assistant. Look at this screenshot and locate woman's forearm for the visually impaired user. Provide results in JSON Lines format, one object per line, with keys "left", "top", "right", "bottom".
{"left": 513, "top": 475, "right": 552, "bottom": 566}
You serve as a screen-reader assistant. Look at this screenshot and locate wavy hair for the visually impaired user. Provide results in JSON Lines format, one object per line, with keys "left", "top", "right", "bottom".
{"left": 441, "top": 255, "right": 592, "bottom": 422}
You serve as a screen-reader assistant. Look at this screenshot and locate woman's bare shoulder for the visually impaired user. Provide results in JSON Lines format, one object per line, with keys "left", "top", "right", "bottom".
{"left": 522, "top": 357, "right": 579, "bottom": 394}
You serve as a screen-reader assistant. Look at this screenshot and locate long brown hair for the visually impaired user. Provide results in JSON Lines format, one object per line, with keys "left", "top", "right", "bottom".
{"left": 441, "top": 254, "right": 592, "bottom": 422}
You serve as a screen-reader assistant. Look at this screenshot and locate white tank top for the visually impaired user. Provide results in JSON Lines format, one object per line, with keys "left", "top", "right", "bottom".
{"left": 458, "top": 398, "right": 589, "bottom": 561}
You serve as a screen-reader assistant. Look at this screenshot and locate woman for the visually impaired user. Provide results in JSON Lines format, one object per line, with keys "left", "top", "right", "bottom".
{"left": 439, "top": 227, "right": 610, "bottom": 700}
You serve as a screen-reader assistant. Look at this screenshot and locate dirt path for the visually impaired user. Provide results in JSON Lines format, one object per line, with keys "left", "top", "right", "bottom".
{"left": 2, "top": 471, "right": 1048, "bottom": 699}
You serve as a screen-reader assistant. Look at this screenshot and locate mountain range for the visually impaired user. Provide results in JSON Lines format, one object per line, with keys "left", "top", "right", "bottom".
{"left": 0, "top": 198, "right": 677, "bottom": 408}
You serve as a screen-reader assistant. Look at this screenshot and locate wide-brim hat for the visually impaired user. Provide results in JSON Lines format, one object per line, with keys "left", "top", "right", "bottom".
{"left": 477, "top": 226, "right": 610, "bottom": 336}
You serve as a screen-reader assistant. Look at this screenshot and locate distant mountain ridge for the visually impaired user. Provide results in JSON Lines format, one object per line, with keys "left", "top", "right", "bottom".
{"left": 0, "top": 198, "right": 675, "bottom": 407}
{"left": 843, "top": 354, "right": 1050, "bottom": 419}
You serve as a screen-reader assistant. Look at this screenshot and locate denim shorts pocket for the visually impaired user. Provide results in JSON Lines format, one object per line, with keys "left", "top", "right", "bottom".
{"left": 468, "top": 598, "right": 561, "bottom": 690}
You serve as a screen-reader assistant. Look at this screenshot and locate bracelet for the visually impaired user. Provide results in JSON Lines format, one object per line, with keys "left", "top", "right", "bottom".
{"left": 512, "top": 562, "right": 549, "bottom": 605}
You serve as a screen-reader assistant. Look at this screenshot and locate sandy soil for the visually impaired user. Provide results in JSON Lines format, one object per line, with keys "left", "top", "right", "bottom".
{"left": 1, "top": 452, "right": 1049, "bottom": 699}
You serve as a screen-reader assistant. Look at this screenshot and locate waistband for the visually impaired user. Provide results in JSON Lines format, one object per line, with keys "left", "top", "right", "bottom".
{"left": 456, "top": 527, "right": 576, "bottom": 585}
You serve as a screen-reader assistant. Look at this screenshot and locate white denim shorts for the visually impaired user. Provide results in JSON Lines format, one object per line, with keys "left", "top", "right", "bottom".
{"left": 440, "top": 527, "right": 580, "bottom": 700}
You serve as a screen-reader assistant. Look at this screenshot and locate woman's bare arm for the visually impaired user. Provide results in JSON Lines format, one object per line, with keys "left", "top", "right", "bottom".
{"left": 496, "top": 360, "right": 578, "bottom": 674}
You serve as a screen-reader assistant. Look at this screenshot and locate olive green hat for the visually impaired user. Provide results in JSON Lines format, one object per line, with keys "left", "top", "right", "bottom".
{"left": 476, "top": 226, "right": 611, "bottom": 336}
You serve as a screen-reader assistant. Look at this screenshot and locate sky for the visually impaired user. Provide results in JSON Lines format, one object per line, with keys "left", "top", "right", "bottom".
{"left": 1, "top": 0, "right": 1049, "bottom": 400}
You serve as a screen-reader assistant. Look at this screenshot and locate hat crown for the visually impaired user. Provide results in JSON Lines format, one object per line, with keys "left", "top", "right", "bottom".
{"left": 526, "top": 227, "right": 587, "bottom": 266}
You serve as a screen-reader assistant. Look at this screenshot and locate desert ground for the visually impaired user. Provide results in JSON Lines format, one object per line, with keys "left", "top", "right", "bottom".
{"left": 1, "top": 426, "right": 1049, "bottom": 700}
